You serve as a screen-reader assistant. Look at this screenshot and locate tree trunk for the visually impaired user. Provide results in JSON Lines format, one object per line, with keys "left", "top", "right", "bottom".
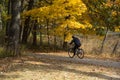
{"left": 5, "top": 0, "right": 11, "bottom": 42}
{"left": 22, "top": 0, "right": 34, "bottom": 44}
{"left": 63, "top": 33, "right": 67, "bottom": 49}
{"left": 39, "top": 25, "right": 43, "bottom": 45}
{"left": 7, "top": 0, "right": 21, "bottom": 56}
{"left": 53, "top": 21, "right": 57, "bottom": 51}
{"left": 19, "top": 0, "right": 25, "bottom": 42}
{"left": 32, "top": 21, "right": 37, "bottom": 46}
{"left": 63, "top": 26, "right": 68, "bottom": 49}
{"left": 0, "top": 7, "right": 2, "bottom": 30}
{"left": 54, "top": 35, "right": 57, "bottom": 51}
{"left": 112, "top": 40, "right": 119, "bottom": 54}
{"left": 100, "top": 27, "right": 108, "bottom": 53}
{"left": 46, "top": 19, "right": 50, "bottom": 47}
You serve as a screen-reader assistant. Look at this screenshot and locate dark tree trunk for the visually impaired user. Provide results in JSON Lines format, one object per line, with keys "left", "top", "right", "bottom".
{"left": 32, "top": 21, "right": 37, "bottom": 46}
{"left": 19, "top": 0, "right": 25, "bottom": 42}
{"left": 100, "top": 27, "right": 108, "bottom": 53}
{"left": 0, "top": 7, "right": 2, "bottom": 30}
{"left": 46, "top": 19, "right": 50, "bottom": 47}
{"left": 63, "top": 33, "right": 67, "bottom": 49}
{"left": 54, "top": 35, "right": 57, "bottom": 51}
{"left": 52, "top": 21, "right": 57, "bottom": 51}
{"left": 112, "top": 40, "right": 119, "bottom": 54}
{"left": 39, "top": 25, "right": 43, "bottom": 45}
{"left": 63, "top": 26, "right": 68, "bottom": 49}
{"left": 22, "top": 0, "right": 34, "bottom": 44}
{"left": 21, "top": 17, "right": 31, "bottom": 43}
{"left": 7, "top": 0, "right": 21, "bottom": 56}
{"left": 5, "top": 0, "right": 11, "bottom": 42}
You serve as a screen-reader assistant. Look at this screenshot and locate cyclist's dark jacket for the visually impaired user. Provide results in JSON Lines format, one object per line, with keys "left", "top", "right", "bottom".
{"left": 70, "top": 37, "right": 81, "bottom": 46}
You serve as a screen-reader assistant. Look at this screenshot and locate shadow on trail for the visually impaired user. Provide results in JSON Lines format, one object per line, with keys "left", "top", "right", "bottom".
{"left": 33, "top": 53, "right": 120, "bottom": 68}
{"left": 0, "top": 53, "right": 119, "bottom": 80}
{"left": 38, "top": 64, "right": 120, "bottom": 80}
{"left": 0, "top": 74, "right": 21, "bottom": 79}
{"left": 32, "top": 53, "right": 120, "bottom": 80}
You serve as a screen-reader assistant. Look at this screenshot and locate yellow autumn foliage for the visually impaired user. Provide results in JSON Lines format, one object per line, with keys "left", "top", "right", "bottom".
{"left": 22, "top": 0, "right": 93, "bottom": 40}
{"left": 60, "top": 20, "right": 85, "bottom": 29}
{"left": 115, "top": 26, "right": 120, "bottom": 32}
{"left": 23, "top": 0, "right": 87, "bottom": 23}
{"left": 65, "top": 33, "right": 72, "bottom": 42}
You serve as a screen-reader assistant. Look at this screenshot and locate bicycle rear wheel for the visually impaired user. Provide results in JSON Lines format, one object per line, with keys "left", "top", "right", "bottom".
{"left": 68, "top": 48, "right": 75, "bottom": 58}
{"left": 77, "top": 48, "right": 84, "bottom": 59}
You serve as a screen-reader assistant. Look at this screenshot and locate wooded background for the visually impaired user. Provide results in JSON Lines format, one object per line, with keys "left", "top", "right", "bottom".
{"left": 0, "top": 0, "right": 119, "bottom": 57}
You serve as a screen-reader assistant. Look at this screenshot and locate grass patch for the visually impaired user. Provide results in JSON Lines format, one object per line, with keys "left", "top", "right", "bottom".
{"left": 23, "top": 42, "right": 65, "bottom": 53}
{"left": 0, "top": 47, "right": 7, "bottom": 58}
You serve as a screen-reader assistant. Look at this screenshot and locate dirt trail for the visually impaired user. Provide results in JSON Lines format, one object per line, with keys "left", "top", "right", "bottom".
{"left": 33, "top": 53, "right": 120, "bottom": 69}
{"left": 0, "top": 52, "right": 120, "bottom": 80}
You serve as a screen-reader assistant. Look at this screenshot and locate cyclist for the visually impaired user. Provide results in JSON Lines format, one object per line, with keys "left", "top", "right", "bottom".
{"left": 69, "top": 36, "right": 81, "bottom": 55}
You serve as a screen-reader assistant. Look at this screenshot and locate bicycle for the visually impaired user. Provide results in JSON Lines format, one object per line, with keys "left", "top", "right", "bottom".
{"left": 68, "top": 47, "right": 84, "bottom": 59}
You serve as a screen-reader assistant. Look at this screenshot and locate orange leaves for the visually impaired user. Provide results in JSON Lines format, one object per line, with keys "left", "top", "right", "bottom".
{"left": 104, "top": 0, "right": 120, "bottom": 8}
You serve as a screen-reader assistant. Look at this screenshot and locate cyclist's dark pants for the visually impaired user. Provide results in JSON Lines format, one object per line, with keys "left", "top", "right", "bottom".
{"left": 73, "top": 44, "right": 81, "bottom": 54}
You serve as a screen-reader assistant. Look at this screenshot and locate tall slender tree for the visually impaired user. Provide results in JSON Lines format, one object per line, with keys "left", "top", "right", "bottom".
{"left": 22, "top": 0, "right": 34, "bottom": 44}
{"left": 0, "top": 7, "right": 2, "bottom": 30}
{"left": 7, "top": 0, "right": 21, "bottom": 56}
{"left": 32, "top": 20, "right": 37, "bottom": 46}
{"left": 6, "top": 0, "right": 11, "bottom": 40}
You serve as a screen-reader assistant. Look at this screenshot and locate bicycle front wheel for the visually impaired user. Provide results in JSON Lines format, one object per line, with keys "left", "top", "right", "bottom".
{"left": 77, "top": 49, "right": 84, "bottom": 59}
{"left": 68, "top": 48, "right": 75, "bottom": 58}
